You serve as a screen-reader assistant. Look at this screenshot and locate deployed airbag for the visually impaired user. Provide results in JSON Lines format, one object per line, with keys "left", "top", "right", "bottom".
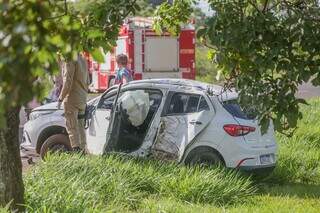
{"left": 119, "top": 90, "right": 150, "bottom": 126}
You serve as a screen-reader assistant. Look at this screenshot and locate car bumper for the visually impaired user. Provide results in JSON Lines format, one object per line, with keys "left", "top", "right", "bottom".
{"left": 20, "top": 120, "right": 39, "bottom": 151}
{"left": 21, "top": 130, "right": 35, "bottom": 150}
{"left": 232, "top": 151, "right": 277, "bottom": 175}
{"left": 222, "top": 139, "right": 278, "bottom": 167}
{"left": 239, "top": 163, "right": 276, "bottom": 176}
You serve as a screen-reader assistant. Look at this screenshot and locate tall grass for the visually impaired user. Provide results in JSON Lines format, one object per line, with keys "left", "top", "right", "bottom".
{"left": 24, "top": 154, "right": 255, "bottom": 212}
{"left": 21, "top": 98, "right": 320, "bottom": 212}
{"left": 267, "top": 99, "right": 320, "bottom": 184}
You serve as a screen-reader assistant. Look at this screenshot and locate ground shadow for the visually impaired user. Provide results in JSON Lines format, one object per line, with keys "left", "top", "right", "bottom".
{"left": 257, "top": 182, "right": 320, "bottom": 199}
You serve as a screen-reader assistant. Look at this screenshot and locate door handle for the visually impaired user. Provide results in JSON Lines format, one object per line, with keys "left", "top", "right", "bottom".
{"left": 189, "top": 120, "right": 202, "bottom": 125}
{"left": 105, "top": 116, "right": 110, "bottom": 120}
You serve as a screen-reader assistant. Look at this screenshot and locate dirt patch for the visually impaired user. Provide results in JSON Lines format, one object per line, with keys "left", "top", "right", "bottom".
{"left": 21, "top": 148, "right": 40, "bottom": 172}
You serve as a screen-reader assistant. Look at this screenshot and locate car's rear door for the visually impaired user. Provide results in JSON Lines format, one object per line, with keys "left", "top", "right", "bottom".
{"left": 152, "top": 91, "right": 215, "bottom": 161}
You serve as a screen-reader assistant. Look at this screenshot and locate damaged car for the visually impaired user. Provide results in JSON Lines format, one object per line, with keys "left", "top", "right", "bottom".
{"left": 22, "top": 79, "right": 277, "bottom": 173}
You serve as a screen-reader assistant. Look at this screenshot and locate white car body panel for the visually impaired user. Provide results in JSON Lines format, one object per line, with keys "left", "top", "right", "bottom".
{"left": 152, "top": 91, "right": 215, "bottom": 161}
{"left": 22, "top": 110, "right": 65, "bottom": 150}
{"left": 86, "top": 109, "right": 111, "bottom": 155}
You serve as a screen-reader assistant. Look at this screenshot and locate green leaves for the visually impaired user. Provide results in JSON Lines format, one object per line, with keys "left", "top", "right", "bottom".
{"left": 193, "top": 0, "right": 320, "bottom": 134}
{"left": 153, "top": 0, "right": 194, "bottom": 36}
{"left": 196, "top": 26, "right": 207, "bottom": 40}
{"left": 90, "top": 48, "right": 104, "bottom": 63}
{"left": 0, "top": 0, "right": 138, "bottom": 126}
{"left": 86, "top": 29, "right": 104, "bottom": 39}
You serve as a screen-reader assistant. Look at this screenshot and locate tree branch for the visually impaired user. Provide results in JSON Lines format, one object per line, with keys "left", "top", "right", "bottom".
{"left": 121, "top": 0, "right": 137, "bottom": 19}
{"left": 267, "top": 1, "right": 281, "bottom": 12}
{"left": 263, "top": 0, "right": 269, "bottom": 13}
{"left": 248, "top": 0, "right": 261, "bottom": 13}
{"left": 47, "top": 0, "right": 68, "bottom": 20}
{"left": 282, "top": 0, "right": 320, "bottom": 22}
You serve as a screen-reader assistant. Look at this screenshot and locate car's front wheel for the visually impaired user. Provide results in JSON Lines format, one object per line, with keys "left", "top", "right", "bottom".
{"left": 40, "top": 134, "right": 72, "bottom": 160}
{"left": 185, "top": 147, "right": 224, "bottom": 168}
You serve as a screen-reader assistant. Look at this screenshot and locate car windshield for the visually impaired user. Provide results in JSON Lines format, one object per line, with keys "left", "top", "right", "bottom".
{"left": 222, "top": 99, "right": 257, "bottom": 120}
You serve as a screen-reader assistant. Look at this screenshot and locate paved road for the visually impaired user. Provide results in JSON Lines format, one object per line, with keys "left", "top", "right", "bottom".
{"left": 297, "top": 83, "right": 320, "bottom": 99}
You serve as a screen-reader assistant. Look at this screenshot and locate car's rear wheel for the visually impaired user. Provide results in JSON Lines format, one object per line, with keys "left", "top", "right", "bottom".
{"left": 40, "top": 134, "right": 72, "bottom": 160}
{"left": 185, "top": 147, "right": 224, "bottom": 168}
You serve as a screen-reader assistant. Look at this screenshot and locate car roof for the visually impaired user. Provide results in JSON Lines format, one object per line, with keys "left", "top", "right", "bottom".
{"left": 128, "top": 78, "right": 218, "bottom": 92}
{"left": 126, "top": 78, "right": 238, "bottom": 100}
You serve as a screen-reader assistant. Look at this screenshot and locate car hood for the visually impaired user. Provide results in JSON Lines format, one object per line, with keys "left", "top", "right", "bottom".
{"left": 32, "top": 102, "right": 60, "bottom": 111}
{"left": 31, "top": 95, "right": 101, "bottom": 112}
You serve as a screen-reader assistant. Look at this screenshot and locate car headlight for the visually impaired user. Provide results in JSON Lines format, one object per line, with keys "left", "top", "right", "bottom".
{"left": 29, "top": 110, "right": 55, "bottom": 121}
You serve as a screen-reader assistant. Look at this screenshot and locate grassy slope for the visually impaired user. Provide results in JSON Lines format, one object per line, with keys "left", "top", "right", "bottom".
{"left": 23, "top": 155, "right": 255, "bottom": 212}
{"left": 10, "top": 98, "right": 320, "bottom": 212}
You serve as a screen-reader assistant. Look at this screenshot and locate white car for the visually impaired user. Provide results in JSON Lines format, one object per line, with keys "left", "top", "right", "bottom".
{"left": 22, "top": 79, "right": 277, "bottom": 173}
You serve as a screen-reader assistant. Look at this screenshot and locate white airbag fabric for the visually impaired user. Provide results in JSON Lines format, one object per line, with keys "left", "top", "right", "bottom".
{"left": 120, "top": 90, "right": 150, "bottom": 126}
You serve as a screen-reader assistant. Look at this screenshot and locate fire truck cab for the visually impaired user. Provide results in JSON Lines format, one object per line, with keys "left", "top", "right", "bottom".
{"left": 88, "top": 17, "right": 196, "bottom": 91}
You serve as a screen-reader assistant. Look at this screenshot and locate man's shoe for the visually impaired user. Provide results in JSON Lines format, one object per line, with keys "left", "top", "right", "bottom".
{"left": 72, "top": 147, "right": 82, "bottom": 152}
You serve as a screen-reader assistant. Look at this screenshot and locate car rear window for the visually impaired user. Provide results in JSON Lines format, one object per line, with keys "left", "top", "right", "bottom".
{"left": 222, "top": 99, "right": 256, "bottom": 120}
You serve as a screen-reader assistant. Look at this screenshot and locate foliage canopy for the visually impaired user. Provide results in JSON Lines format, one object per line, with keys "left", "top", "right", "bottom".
{"left": 155, "top": 0, "right": 320, "bottom": 134}
{"left": 0, "top": 0, "right": 137, "bottom": 125}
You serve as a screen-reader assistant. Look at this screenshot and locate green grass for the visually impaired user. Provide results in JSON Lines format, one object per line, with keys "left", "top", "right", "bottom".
{"left": 2, "top": 98, "right": 318, "bottom": 212}
{"left": 268, "top": 99, "right": 320, "bottom": 185}
{"left": 23, "top": 154, "right": 255, "bottom": 212}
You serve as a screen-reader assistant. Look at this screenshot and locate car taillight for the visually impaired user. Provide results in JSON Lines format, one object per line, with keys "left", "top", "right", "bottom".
{"left": 223, "top": 124, "right": 256, "bottom": 137}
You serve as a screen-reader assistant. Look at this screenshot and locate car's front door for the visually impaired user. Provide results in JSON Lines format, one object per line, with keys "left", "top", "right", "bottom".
{"left": 104, "top": 87, "right": 164, "bottom": 154}
{"left": 86, "top": 91, "right": 117, "bottom": 155}
{"left": 151, "top": 91, "right": 214, "bottom": 161}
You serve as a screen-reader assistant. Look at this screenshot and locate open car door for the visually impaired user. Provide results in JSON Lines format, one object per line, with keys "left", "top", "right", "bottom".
{"left": 104, "top": 84, "right": 123, "bottom": 153}
{"left": 86, "top": 88, "right": 117, "bottom": 154}
{"left": 151, "top": 91, "right": 215, "bottom": 162}
{"left": 104, "top": 86, "right": 164, "bottom": 154}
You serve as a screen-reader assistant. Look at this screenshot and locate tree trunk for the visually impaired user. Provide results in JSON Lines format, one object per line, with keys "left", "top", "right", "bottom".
{"left": 0, "top": 106, "right": 25, "bottom": 211}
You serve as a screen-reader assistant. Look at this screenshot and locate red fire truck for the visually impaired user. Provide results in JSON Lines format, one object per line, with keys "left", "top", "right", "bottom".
{"left": 87, "top": 17, "right": 196, "bottom": 91}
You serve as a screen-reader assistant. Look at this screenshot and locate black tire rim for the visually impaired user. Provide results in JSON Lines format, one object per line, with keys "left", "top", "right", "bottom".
{"left": 48, "top": 143, "right": 69, "bottom": 153}
{"left": 193, "top": 156, "right": 220, "bottom": 168}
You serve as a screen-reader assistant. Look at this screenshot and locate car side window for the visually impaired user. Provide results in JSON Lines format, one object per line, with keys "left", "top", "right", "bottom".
{"left": 97, "top": 94, "right": 116, "bottom": 110}
{"left": 198, "top": 96, "right": 210, "bottom": 112}
{"left": 185, "top": 95, "right": 200, "bottom": 113}
{"left": 167, "top": 93, "right": 187, "bottom": 114}
{"left": 166, "top": 93, "right": 210, "bottom": 115}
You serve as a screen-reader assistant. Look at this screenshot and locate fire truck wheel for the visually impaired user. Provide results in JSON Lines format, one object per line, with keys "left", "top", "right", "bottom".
{"left": 109, "top": 77, "right": 115, "bottom": 87}
{"left": 40, "top": 134, "right": 72, "bottom": 160}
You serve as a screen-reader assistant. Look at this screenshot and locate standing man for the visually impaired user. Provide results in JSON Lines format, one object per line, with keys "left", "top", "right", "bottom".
{"left": 58, "top": 54, "right": 89, "bottom": 152}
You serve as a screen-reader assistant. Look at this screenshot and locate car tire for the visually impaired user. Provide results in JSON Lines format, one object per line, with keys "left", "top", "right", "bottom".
{"left": 184, "top": 147, "right": 224, "bottom": 168}
{"left": 40, "top": 134, "right": 72, "bottom": 160}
